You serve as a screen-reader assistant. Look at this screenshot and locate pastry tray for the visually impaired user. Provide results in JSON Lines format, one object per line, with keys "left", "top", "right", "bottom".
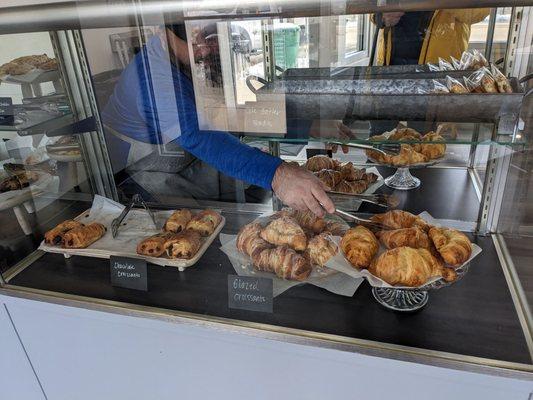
{"left": 39, "top": 207, "right": 225, "bottom": 271}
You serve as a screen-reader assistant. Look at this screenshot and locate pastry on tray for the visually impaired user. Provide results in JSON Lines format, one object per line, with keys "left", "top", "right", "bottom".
{"left": 62, "top": 223, "right": 106, "bottom": 249}
{"left": 341, "top": 225, "right": 379, "bottom": 269}
{"left": 137, "top": 233, "right": 174, "bottom": 257}
{"left": 163, "top": 209, "right": 192, "bottom": 233}
{"left": 164, "top": 230, "right": 202, "bottom": 259}
{"left": 313, "top": 169, "right": 343, "bottom": 189}
{"left": 333, "top": 179, "right": 368, "bottom": 194}
{"left": 44, "top": 220, "right": 84, "bottom": 245}
{"left": 377, "top": 227, "right": 430, "bottom": 250}
{"left": 428, "top": 227, "right": 472, "bottom": 267}
{"left": 276, "top": 208, "right": 327, "bottom": 234}
{"left": 369, "top": 246, "right": 457, "bottom": 287}
{"left": 339, "top": 162, "right": 366, "bottom": 181}
{"left": 186, "top": 209, "right": 222, "bottom": 236}
{"left": 260, "top": 216, "right": 307, "bottom": 251}
{"left": 305, "top": 233, "right": 338, "bottom": 267}
{"left": 304, "top": 155, "right": 339, "bottom": 172}
{"left": 252, "top": 245, "right": 311, "bottom": 281}
{"left": 0, "top": 171, "right": 39, "bottom": 192}
{"left": 371, "top": 210, "right": 430, "bottom": 232}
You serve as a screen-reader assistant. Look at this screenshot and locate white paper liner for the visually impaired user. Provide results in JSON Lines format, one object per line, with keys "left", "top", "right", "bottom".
{"left": 219, "top": 211, "right": 363, "bottom": 297}
{"left": 324, "top": 211, "right": 482, "bottom": 289}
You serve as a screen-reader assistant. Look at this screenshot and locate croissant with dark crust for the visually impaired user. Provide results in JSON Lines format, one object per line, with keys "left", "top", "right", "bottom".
{"left": 236, "top": 223, "right": 272, "bottom": 258}
{"left": 305, "top": 155, "right": 339, "bottom": 172}
{"left": 377, "top": 227, "right": 430, "bottom": 250}
{"left": 44, "top": 220, "right": 84, "bottom": 245}
{"left": 164, "top": 209, "right": 192, "bottom": 233}
{"left": 371, "top": 210, "right": 430, "bottom": 232}
{"left": 62, "top": 223, "right": 106, "bottom": 248}
{"left": 186, "top": 209, "right": 222, "bottom": 236}
{"left": 276, "top": 208, "right": 327, "bottom": 234}
{"left": 334, "top": 180, "right": 368, "bottom": 194}
{"left": 428, "top": 227, "right": 472, "bottom": 267}
{"left": 341, "top": 225, "right": 379, "bottom": 269}
{"left": 305, "top": 233, "right": 338, "bottom": 267}
{"left": 137, "top": 233, "right": 173, "bottom": 257}
{"left": 339, "top": 162, "right": 366, "bottom": 181}
{"left": 313, "top": 169, "right": 343, "bottom": 189}
{"left": 369, "top": 247, "right": 457, "bottom": 287}
{"left": 252, "top": 245, "right": 311, "bottom": 281}
{"left": 260, "top": 216, "right": 307, "bottom": 251}
{"left": 164, "top": 230, "right": 202, "bottom": 259}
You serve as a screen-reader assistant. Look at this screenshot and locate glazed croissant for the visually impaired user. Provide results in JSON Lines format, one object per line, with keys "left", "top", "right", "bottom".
{"left": 305, "top": 233, "right": 338, "bottom": 267}
{"left": 186, "top": 209, "right": 222, "bottom": 236}
{"left": 236, "top": 222, "right": 272, "bottom": 258}
{"left": 428, "top": 227, "right": 472, "bottom": 267}
{"left": 164, "top": 209, "right": 192, "bottom": 233}
{"left": 371, "top": 210, "right": 430, "bottom": 232}
{"left": 260, "top": 216, "right": 307, "bottom": 251}
{"left": 377, "top": 227, "right": 430, "bottom": 250}
{"left": 369, "top": 247, "right": 457, "bottom": 287}
{"left": 164, "top": 230, "right": 202, "bottom": 259}
{"left": 277, "top": 208, "right": 327, "bottom": 234}
{"left": 44, "top": 220, "right": 84, "bottom": 245}
{"left": 313, "top": 169, "right": 343, "bottom": 189}
{"left": 305, "top": 155, "right": 339, "bottom": 172}
{"left": 341, "top": 225, "right": 379, "bottom": 269}
{"left": 252, "top": 245, "right": 311, "bottom": 281}
{"left": 62, "top": 223, "right": 106, "bottom": 248}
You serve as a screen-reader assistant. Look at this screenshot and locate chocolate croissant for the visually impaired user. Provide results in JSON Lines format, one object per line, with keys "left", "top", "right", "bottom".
{"left": 137, "top": 233, "right": 173, "bottom": 257}
{"left": 371, "top": 210, "right": 430, "bottom": 232}
{"left": 260, "top": 216, "right": 307, "bottom": 251}
{"left": 164, "top": 230, "right": 202, "bottom": 259}
{"left": 341, "top": 225, "right": 379, "bottom": 269}
{"left": 276, "top": 208, "right": 327, "bottom": 234}
{"left": 305, "top": 233, "right": 338, "bottom": 267}
{"left": 377, "top": 227, "right": 430, "bottom": 250}
{"left": 428, "top": 227, "right": 472, "bottom": 267}
{"left": 305, "top": 155, "right": 339, "bottom": 172}
{"left": 252, "top": 245, "right": 311, "bottom": 281}
{"left": 62, "top": 223, "right": 106, "bottom": 248}
{"left": 313, "top": 169, "right": 343, "bottom": 189}
{"left": 369, "top": 247, "right": 456, "bottom": 287}
{"left": 334, "top": 180, "right": 368, "bottom": 194}
{"left": 186, "top": 209, "right": 222, "bottom": 236}
{"left": 163, "top": 209, "right": 192, "bottom": 233}
{"left": 339, "top": 162, "right": 366, "bottom": 181}
{"left": 44, "top": 220, "right": 85, "bottom": 245}
{"left": 237, "top": 223, "right": 273, "bottom": 258}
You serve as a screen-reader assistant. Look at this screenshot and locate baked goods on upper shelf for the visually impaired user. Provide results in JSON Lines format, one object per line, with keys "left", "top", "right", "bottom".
{"left": 305, "top": 155, "right": 340, "bottom": 172}
{"left": 0, "top": 54, "right": 58, "bottom": 76}
{"left": 163, "top": 209, "right": 193, "bottom": 233}
{"left": 340, "top": 225, "right": 379, "bottom": 269}
{"left": 428, "top": 227, "right": 472, "bottom": 267}
{"left": 371, "top": 210, "right": 430, "bottom": 232}
{"left": 260, "top": 216, "right": 307, "bottom": 251}
{"left": 0, "top": 171, "right": 40, "bottom": 192}
{"left": 186, "top": 209, "right": 222, "bottom": 236}
{"left": 62, "top": 223, "right": 106, "bottom": 249}
{"left": 369, "top": 247, "right": 457, "bottom": 287}
{"left": 44, "top": 220, "right": 84, "bottom": 245}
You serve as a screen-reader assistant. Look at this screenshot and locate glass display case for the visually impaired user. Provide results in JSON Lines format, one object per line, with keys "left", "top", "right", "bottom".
{"left": 0, "top": 0, "right": 532, "bottom": 381}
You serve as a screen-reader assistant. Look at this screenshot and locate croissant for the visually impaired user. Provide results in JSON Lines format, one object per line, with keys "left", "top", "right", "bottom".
{"left": 377, "top": 227, "right": 430, "bottom": 249}
{"left": 420, "top": 132, "right": 446, "bottom": 160}
{"left": 313, "top": 169, "right": 343, "bottom": 189}
{"left": 186, "top": 209, "right": 222, "bottom": 236}
{"left": 236, "top": 223, "right": 272, "bottom": 258}
{"left": 62, "top": 223, "right": 106, "bottom": 248}
{"left": 363, "top": 172, "right": 378, "bottom": 184}
{"left": 252, "top": 246, "right": 311, "bottom": 281}
{"left": 392, "top": 144, "right": 428, "bottom": 166}
{"left": 369, "top": 247, "right": 457, "bottom": 287}
{"left": 277, "top": 208, "right": 327, "bottom": 234}
{"left": 334, "top": 180, "right": 368, "bottom": 194}
{"left": 371, "top": 210, "right": 430, "bottom": 232}
{"left": 260, "top": 216, "right": 307, "bottom": 251}
{"left": 163, "top": 209, "right": 192, "bottom": 233}
{"left": 340, "top": 226, "right": 379, "bottom": 269}
{"left": 389, "top": 126, "right": 422, "bottom": 142}
{"left": 428, "top": 227, "right": 472, "bottom": 267}
{"left": 137, "top": 233, "right": 174, "bottom": 257}
{"left": 323, "top": 220, "right": 348, "bottom": 236}
{"left": 44, "top": 220, "right": 84, "bottom": 245}
{"left": 164, "top": 230, "right": 202, "bottom": 259}
{"left": 305, "top": 155, "right": 339, "bottom": 172}
{"left": 305, "top": 233, "right": 338, "bottom": 267}
{"left": 339, "top": 163, "right": 366, "bottom": 181}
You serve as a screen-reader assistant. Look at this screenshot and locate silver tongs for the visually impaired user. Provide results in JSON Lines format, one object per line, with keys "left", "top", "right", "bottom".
{"left": 328, "top": 141, "right": 401, "bottom": 156}
{"left": 328, "top": 192, "right": 399, "bottom": 208}
{"left": 334, "top": 208, "right": 390, "bottom": 231}
{"left": 111, "top": 194, "right": 157, "bottom": 238}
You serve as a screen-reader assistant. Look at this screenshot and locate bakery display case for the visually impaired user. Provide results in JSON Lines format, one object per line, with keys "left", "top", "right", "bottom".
{"left": 0, "top": 0, "right": 532, "bottom": 389}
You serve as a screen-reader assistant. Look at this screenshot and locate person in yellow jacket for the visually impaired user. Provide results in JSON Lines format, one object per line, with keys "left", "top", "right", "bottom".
{"left": 374, "top": 8, "right": 490, "bottom": 66}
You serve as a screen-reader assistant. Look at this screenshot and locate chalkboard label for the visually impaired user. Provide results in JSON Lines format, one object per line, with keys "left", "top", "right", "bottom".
{"left": 110, "top": 256, "right": 148, "bottom": 291}
{"left": 228, "top": 275, "right": 273, "bottom": 313}
{"left": 0, "top": 97, "right": 14, "bottom": 126}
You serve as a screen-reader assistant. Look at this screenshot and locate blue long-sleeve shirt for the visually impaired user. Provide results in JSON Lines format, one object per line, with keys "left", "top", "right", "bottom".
{"left": 102, "top": 35, "right": 282, "bottom": 189}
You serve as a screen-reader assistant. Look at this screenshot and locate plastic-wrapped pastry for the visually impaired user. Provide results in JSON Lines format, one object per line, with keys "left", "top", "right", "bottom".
{"left": 313, "top": 169, "right": 343, "bottom": 189}
{"left": 186, "top": 209, "right": 222, "bottom": 236}
{"left": 340, "top": 225, "right": 379, "bottom": 269}
{"left": 491, "top": 65, "right": 513, "bottom": 93}
{"left": 371, "top": 210, "right": 430, "bottom": 232}
{"left": 252, "top": 245, "right": 311, "bottom": 281}
{"left": 62, "top": 223, "right": 106, "bottom": 249}
{"left": 305, "top": 155, "right": 339, "bottom": 172}
{"left": 276, "top": 208, "right": 327, "bottom": 234}
{"left": 334, "top": 180, "right": 368, "bottom": 194}
{"left": 446, "top": 76, "right": 469, "bottom": 94}
{"left": 323, "top": 220, "right": 348, "bottom": 236}
{"left": 420, "top": 132, "right": 446, "bottom": 160}
{"left": 237, "top": 223, "right": 272, "bottom": 258}
{"left": 44, "top": 220, "right": 85, "bottom": 245}
{"left": 305, "top": 233, "right": 338, "bottom": 267}
{"left": 260, "top": 216, "right": 307, "bottom": 251}
{"left": 369, "top": 247, "right": 456, "bottom": 287}
{"left": 137, "top": 233, "right": 174, "bottom": 257}
{"left": 377, "top": 227, "right": 430, "bottom": 250}
{"left": 164, "top": 230, "right": 202, "bottom": 259}
{"left": 163, "top": 209, "right": 192, "bottom": 233}
{"left": 339, "top": 162, "right": 366, "bottom": 181}
{"left": 428, "top": 227, "right": 472, "bottom": 267}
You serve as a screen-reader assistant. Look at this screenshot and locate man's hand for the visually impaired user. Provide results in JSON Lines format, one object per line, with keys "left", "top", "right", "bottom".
{"left": 271, "top": 162, "right": 335, "bottom": 218}
{"left": 382, "top": 12, "right": 404, "bottom": 27}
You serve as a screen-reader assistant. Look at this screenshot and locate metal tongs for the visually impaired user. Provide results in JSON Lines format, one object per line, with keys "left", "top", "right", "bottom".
{"left": 111, "top": 194, "right": 157, "bottom": 238}
{"left": 328, "top": 192, "right": 399, "bottom": 208}
{"left": 328, "top": 141, "right": 401, "bottom": 156}
{"left": 334, "top": 208, "right": 391, "bottom": 232}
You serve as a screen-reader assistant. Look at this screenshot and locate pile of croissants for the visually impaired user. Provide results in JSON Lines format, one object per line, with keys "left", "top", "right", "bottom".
{"left": 341, "top": 210, "right": 473, "bottom": 287}
{"left": 236, "top": 209, "right": 348, "bottom": 281}
{"left": 304, "top": 155, "right": 379, "bottom": 194}
{"left": 366, "top": 125, "right": 447, "bottom": 167}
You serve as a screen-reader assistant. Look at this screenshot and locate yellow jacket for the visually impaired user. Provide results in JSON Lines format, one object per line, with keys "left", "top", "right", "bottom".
{"left": 375, "top": 9, "right": 490, "bottom": 65}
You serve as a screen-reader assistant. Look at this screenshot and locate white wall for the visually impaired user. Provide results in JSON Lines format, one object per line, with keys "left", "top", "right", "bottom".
{"left": 82, "top": 28, "right": 132, "bottom": 75}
